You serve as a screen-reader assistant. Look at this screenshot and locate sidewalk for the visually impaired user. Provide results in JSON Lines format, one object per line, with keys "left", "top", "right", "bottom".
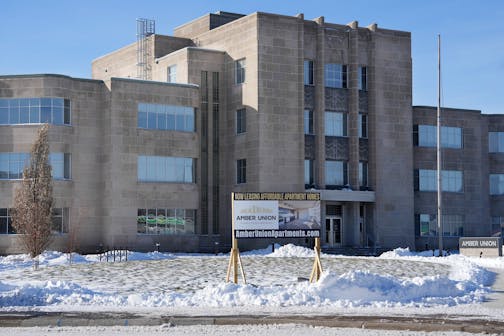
{"left": 482, "top": 268, "right": 504, "bottom": 310}
{"left": 1, "top": 312, "right": 504, "bottom": 334}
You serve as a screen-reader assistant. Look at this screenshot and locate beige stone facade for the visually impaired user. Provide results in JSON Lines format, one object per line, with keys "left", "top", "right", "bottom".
{"left": 0, "top": 11, "right": 502, "bottom": 254}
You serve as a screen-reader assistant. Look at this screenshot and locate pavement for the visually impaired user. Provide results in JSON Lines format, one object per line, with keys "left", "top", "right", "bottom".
{"left": 482, "top": 267, "right": 504, "bottom": 310}
{"left": 1, "top": 312, "right": 504, "bottom": 334}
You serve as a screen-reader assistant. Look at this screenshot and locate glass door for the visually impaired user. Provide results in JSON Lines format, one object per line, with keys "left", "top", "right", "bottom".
{"left": 325, "top": 217, "right": 342, "bottom": 247}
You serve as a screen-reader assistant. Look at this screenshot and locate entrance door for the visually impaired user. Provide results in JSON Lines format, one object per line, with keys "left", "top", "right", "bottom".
{"left": 325, "top": 217, "right": 342, "bottom": 247}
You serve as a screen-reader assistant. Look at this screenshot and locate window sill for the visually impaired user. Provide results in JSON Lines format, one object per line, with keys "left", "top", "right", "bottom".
{"left": 325, "top": 86, "right": 348, "bottom": 90}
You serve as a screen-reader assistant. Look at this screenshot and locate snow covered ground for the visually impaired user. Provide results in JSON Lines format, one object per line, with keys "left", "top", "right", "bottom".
{"left": 0, "top": 244, "right": 502, "bottom": 320}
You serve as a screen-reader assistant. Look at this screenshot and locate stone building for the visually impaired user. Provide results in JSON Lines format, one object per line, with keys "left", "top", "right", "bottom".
{"left": 0, "top": 11, "right": 502, "bottom": 253}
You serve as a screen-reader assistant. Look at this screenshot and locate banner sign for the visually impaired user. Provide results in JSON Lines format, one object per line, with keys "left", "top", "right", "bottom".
{"left": 233, "top": 192, "right": 321, "bottom": 239}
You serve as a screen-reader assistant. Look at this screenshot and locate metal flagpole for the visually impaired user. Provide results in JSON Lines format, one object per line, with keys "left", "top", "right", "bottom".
{"left": 437, "top": 34, "right": 443, "bottom": 257}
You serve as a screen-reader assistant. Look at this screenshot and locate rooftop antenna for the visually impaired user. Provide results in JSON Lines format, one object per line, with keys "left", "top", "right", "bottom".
{"left": 136, "top": 18, "right": 155, "bottom": 80}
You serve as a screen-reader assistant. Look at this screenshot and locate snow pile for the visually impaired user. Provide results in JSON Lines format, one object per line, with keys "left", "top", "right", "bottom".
{"left": 241, "top": 243, "right": 315, "bottom": 257}
{"left": 380, "top": 247, "right": 435, "bottom": 258}
{"left": 0, "top": 267, "right": 489, "bottom": 309}
{"left": 267, "top": 244, "right": 315, "bottom": 258}
{"left": 189, "top": 269, "right": 487, "bottom": 308}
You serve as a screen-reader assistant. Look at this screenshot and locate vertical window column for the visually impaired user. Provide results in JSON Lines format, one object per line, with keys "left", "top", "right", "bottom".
{"left": 325, "top": 160, "right": 348, "bottom": 187}
{"left": 167, "top": 65, "right": 177, "bottom": 83}
{"left": 236, "top": 108, "right": 246, "bottom": 134}
{"left": 324, "top": 64, "right": 347, "bottom": 88}
{"left": 304, "top": 110, "right": 313, "bottom": 135}
{"left": 358, "top": 66, "right": 367, "bottom": 91}
{"left": 359, "top": 161, "right": 368, "bottom": 188}
{"left": 490, "top": 174, "right": 504, "bottom": 195}
{"left": 325, "top": 111, "right": 347, "bottom": 136}
{"left": 237, "top": 159, "right": 246, "bottom": 184}
{"left": 304, "top": 159, "right": 314, "bottom": 188}
{"left": 304, "top": 60, "right": 314, "bottom": 85}
{"left": 358, "top": 114, "right": 367, "bottom": 138}
{"left": 235, "top": 59, "right": 246, "bottom": 84}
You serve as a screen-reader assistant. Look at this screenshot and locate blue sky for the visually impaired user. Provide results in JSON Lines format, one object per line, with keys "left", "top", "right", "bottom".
{"left": 1, "top": 0, "right": 503, "bottom": 114}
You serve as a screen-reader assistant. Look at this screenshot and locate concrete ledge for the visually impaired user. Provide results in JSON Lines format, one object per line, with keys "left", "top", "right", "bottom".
{"left": 319, "top": 189, "right": 375, "bottom": 202}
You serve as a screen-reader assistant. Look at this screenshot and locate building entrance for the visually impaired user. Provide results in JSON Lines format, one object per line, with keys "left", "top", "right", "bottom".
{"left": 325, "top": 217, "right": 342, "bottom": 247}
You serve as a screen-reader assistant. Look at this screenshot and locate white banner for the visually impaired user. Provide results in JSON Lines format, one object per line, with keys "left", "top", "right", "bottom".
{"left": 234, "top": 200, "right": 279, "bottom": 230}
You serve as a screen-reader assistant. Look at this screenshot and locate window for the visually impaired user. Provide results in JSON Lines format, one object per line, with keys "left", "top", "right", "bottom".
{"left": 442, "top": 170, "right": 463, "bottom": 192}
{"left": 359, "top": 114, "right": 368, "bottom": 138}
{"left": 417, "top": 214, "right": 464, "bottom": 237}
{"left": 137, "top": 103, "right": 195, "bottom": 132}
{"left": 489, "top": 132, "right": 504, "bottom": 152}
{"left": 51, "top": 208, "right": 69, "bottom": 234}
{"left": 304, "top": 60, "right": 314, "bottom": 85}
{"left": 49, "top": 153, "right": 71, "bottom": 180}
{"left": 0, "top": 153, "right": 28, "bottom": 179}
{"left": 0, "top": 98, "right": 70, "bottom": 125}
{"left": 358, "top": 66, "right": 367, "bottom": 91}
{"left": 416, "top": 169, "right": 463, "bottom": 192}
{"left": 325, "top": 111, "right": 347, "bottom": 136}
{"left": 304, "top": 110, "right": 313, "bottom": 135}
{"left": 491, "top": 217, "right": 504, "bottom": 236}
{"left": 236, "top": 108, "right": 246, "bottom": 134}
{"left": 325, "top": 160, "right": 347, "bottom": 186}
{"left": 359, "top": 161, "right": 368, "bottom": 187}
{"left": 0, "top": 207, "right": 68, "bottom": 234}
{"left": 237, "top": 159, "right": 246, "bottom": 184}
{"left": 490, "top": 174, "right": 504, "bottom": 195}
{"left": 137, "top": 156, "right": 194, "bottom": 183}
{"left": 324, "top": 64, "right": 347, "bottom": 88}
{"left": 0, "top": 152, "right": 70, "bottom": 180}
{"left": 167, "top": 65, "right": 177, "bottom": 83}
{"left": 235, "top": 58, "right": 246, "bottom": 84}
{"left": 0, "top": 208, "right": 16, "bottom": 234}
{"left": 414, "top": 125, "right": 462, "bottom": 148}
{"left": 137, "top": 208, "right": 195, "bottom": 235}
{"left": 304, "top": 159, "right": 314, "bottom": 188}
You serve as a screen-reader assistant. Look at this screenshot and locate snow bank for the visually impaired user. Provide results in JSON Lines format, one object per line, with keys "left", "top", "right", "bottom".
{"left": 267, "top": 244, "right": 315, "bottom": 258}
{"left": 242, "top": 244, "right": 315, "bottom": 257}
{"left": 0, "top": 267, "right": 489, "bottom": 309}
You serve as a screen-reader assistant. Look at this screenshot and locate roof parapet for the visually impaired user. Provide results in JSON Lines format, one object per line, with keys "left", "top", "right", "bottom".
{"left": 367, "top": 23, "right": 378, "bottom": 32}
{"left": 347, "top": 20, "right": 358, "bottom": 29}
